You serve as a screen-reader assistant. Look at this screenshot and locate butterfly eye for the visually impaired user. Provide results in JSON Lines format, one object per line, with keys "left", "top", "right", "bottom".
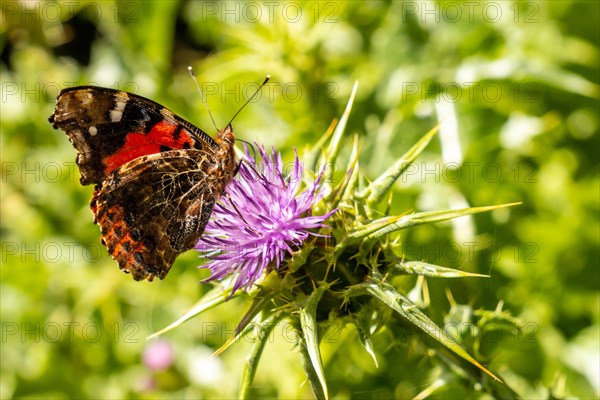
{"left": 217, "top": 125, "right": 235, "bottom": 145}
{"left": 224, "top": 130, "right": 235, "bottom": 144}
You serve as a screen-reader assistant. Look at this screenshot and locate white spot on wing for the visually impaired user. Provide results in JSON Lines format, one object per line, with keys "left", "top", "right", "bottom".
{"left": 110, "top": 110, "right": 123, "bottom": 122}
{"left": 88, "top": 126, "right": 98, "bottom": 136}
{"left": 110, "top": 93, "right": 129, "bottom": 123}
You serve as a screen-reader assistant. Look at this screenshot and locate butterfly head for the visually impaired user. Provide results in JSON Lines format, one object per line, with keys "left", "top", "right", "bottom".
{"left": 216, "top": 123, "right": 235, "bottom": 146}
{"left": 214, "top": 124, "right": 236, "bottom": 180}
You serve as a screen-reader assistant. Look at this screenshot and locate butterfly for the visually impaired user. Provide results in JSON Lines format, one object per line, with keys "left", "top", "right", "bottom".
{"left": 49, "top": 75, "right": 268, "bottom": 281}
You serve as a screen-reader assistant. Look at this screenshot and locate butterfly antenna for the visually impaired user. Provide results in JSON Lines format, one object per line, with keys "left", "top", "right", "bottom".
{"left": 188, "top": 66, "right": 219, "bottom": 132}
{"left": 227, "top": 75, "right": 271, "bottom": 127}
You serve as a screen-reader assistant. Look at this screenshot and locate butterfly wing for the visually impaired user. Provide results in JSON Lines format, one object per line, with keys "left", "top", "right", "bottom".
{"left": 50, "top": 86, "right": 236, "bottom": 281}
{"left": 49, "top": 85, "right": 219, "bottom": 185}
{"left": 90, "top": 149, "right": 224, "bottom": 280}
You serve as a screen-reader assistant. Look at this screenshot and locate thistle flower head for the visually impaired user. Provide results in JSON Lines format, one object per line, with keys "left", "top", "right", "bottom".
{"left": 153, "top": 83, "right": 520, "bottom": 399}
{"left": 195, "top": 145, "right": 334, "bottom": 295}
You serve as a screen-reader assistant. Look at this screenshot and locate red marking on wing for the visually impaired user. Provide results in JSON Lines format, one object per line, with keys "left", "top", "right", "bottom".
{"left": 103, "top": 121, "right": 194, "bottom": 174}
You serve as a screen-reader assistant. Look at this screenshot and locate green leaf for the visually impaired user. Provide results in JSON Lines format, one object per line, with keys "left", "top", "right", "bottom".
{"left": 362, "top": 281, "right": 501, "bottom": 382}
{"left": 327, "top": 134, "right": 360, "bottom": 205}
{"left": 239, "top": 313, "right": 284, "bottom": 399}
{"left": 342, "top": 202, "right": 517, "bottom": 251}
{"left": 352, "top": 308, "right": 379, "bottom": 368}
{"left": 147, "top": 283, "right": 235, "bottom": 339}
{"left": 213, "top": 286, "right": 276, "bottom": 357}
{"left": 331, "top": 215, "right": 404, "bottom": 258}
{"left": 299, "top": 283, "right": 330, "bottom": 400}
{"left": 346, "top": 215, "right": 404, "bottom": 242}
{"left": 360, "top": 122, "right": 441, "bottom": 208}
{"left": 325, "top": 81, "right": 359, "bottom": 166}
{"left": 287, "top": 243, "right": 315, "bottom": 273}
{"left": 355, "top": 325, "right": 378, "bottom": 368}
{"left": 392, "top": 260, "right": 489, "bottom": 278}
{"left": 305, "top": 118, "right": 338, "bottom": 175}
{"left": 365, "top": 202, "right": 522, "bottom": 242}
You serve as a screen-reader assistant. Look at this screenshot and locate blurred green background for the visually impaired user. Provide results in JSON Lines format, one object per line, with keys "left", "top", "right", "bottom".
{"left": 1, "top": 0, "right": 598, "bottom": 398}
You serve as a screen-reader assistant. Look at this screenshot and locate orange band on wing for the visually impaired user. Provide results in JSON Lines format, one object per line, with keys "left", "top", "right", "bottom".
{"left": 103, "top": 121, "right": 194, "bottom": 174}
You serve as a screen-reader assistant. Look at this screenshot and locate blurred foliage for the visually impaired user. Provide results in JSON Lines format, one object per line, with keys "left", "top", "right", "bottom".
{"left": 1, "top": 0, "right": 598, "bottom": 398}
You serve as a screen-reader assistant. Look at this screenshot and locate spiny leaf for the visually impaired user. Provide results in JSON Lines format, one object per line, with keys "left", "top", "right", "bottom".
{"left": 297, "top": 323, "right": 327, "bottom": 400}
{"left": 147, "top": 283, "right": 235, "bottom": 339}
{"left": 360, "top": 121, "right": 442, "bottom": 207}
{"left": 340, "top": 162, "right": 361, "bottom": 205}
{"left": 362, "top": 281, "right": 502, "bottom": 382}
{"left": 365, "top": 202, "right": 522, "bottom": 241}
{"left": 432, "top": 345, "right": 518, "bottom": 399}
{"left": 353, "top": 308, "right": 379, "bottom": 368}
{"left": 299, "top": 283, "right": 330, "bottom": 400}
{"left": 325, "top": 81, "right": 359, "bottom": 166}
{"left": 340, "top": 135, "right": 361, "bottom": 203}
{"left": 474, "top": 308, "right": 522, "bottom": 328}
{"left": 213, "top": 287, "right": 276, "bottom": 357}
{"left": 287, "top": 243, "right": 315, "bottom": 273}
{"left": 346, "top": 215, "right": 405, "bottom": 241}
{"left": 327, "top": 134, "right": 360, "bottom": 205}
{"left": 330, "top": 215, "right": 404, "bottom": 258}
{"left": 305, "top": 117, "right": 337, "bottom": 174}
{"left": 239, "top": 313, "right": 284, "bottom": 399}
{"left": 355, "top": 325, "right": 378, "bottom": 368}
{"left": 393, "top": 260, "right": 489, "bottom": 278}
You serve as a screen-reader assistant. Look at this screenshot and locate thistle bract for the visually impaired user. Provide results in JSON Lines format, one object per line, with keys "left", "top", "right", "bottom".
{"left": 151, "top": 83, "right": 520, "bottom": 399}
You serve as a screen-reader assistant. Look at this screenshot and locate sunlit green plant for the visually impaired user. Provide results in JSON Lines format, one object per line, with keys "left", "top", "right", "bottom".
{"left": 150, "top": 83, "right": 520, "bottom": 399}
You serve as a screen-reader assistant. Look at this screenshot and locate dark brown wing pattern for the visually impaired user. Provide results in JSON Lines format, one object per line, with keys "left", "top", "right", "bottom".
{"left": 50, "top": 86, "right": 236, "bottom": 281}
{"left": 91, "top": 150, "right": 222, "bottom": 280}
{"left": 49, "top": 85, "right": 219, "bottom": 185}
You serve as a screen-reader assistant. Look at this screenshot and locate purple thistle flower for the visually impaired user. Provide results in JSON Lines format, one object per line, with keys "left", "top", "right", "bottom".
{"left": 195, "top": 145, "right": 335, "bottom": 295}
